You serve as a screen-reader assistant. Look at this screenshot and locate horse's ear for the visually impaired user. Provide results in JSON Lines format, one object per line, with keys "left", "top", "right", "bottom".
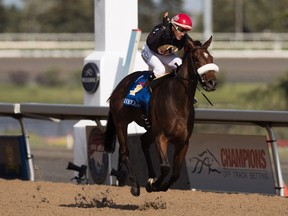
{"left": 203, "top": 36, "right": 213, "bottom": 49}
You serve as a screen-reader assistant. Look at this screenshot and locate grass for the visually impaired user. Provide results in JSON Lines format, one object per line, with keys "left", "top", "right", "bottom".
{"left": 278, "top": 147, "right": 288, "bottom": 160}
{"left": 195, "top": 82, "right": 263, "bottom": 109}
{"left": 0, "top": 84, "right": 83, "bottom": 104}
{"left": 0, "top": 81, "right": 284, "bottom": 112}
{"left": 0, "top": 82, "right": 264, "bottom": 107}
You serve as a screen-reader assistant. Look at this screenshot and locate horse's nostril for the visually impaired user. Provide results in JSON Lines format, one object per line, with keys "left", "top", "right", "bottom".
{"left": 208, "top": 80, "right": 214, "bottom": 86}
{"left": 209, "top": 80, "right": 218, "bottom": 87}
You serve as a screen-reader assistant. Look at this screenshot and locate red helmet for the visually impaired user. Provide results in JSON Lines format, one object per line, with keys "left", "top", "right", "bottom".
{"left": 171, "top": 13, "right": 192, "bottom": 31}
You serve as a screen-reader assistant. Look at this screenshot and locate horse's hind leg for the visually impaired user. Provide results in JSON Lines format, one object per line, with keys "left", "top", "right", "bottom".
{"left": 140, "top": 132, "right": 157, "bottom": 192}
{"left": 160, "top": 142, "right": 188, "bottom": 191}
{"left": 117, "top": 124, "right": 140, "bottom": 196}
{"left": 111, "top": 154, "right": 126, "bottom": 186}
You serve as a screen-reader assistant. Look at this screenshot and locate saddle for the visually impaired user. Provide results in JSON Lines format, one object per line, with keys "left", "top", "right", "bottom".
{"left": 148, "top": 72, "right": 176, "bottom": 90}
{"left": 123, "top": 71, "right": 176, "bottom": 129}
{"left": 123, "top": 71, "right": 175, "bottom": 112}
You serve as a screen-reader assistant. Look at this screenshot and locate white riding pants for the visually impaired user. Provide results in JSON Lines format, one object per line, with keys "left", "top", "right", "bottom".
{"left": 141, "top": 44, "right": 182, "bottom": 78}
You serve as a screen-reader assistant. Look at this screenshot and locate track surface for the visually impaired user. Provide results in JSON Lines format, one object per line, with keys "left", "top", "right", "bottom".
{"left": 0, "top": 178, "right": 287, "bottom": 216}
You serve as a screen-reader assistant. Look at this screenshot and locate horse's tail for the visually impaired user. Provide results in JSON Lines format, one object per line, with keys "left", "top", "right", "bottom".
{"left": 104, "top": 110, "right": 116, "bottom": 153}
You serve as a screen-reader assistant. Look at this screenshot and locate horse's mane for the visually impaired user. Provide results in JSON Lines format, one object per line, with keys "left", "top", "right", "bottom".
{"left": 182, "top": 39, "right": 203, "bottom": 60}
{"left": 193, "top": 40, "right": 203, "bottom": 46}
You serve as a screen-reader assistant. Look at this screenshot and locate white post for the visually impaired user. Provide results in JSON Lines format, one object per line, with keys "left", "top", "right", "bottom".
{"left": 203, "top": 0, "right": 213, "bottom": 40}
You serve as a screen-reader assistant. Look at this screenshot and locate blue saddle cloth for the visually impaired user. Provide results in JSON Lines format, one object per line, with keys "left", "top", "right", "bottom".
{"left": 123, "top": 72, "right": 151, "bottom": 112}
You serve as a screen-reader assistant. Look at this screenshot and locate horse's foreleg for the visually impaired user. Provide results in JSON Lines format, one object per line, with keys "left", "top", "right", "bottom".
{"left": 161, "top": 142, "right": 189, "bottom": 192}
{"left": 149, "top": 134, "right": 170, "bottom": 192}
{"left": 117, "top": 125, "right": 140, "bottom": 196}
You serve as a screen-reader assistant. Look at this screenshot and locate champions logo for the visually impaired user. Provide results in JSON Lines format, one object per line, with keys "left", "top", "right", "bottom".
{"left": 191, "top": 149, "right": 222, "bottom": 174}
{"left": 191, "top": 148, "right": 267, "bottom": 175}
{"left": 220, "top": 148, "right": 267, "bottom": 169}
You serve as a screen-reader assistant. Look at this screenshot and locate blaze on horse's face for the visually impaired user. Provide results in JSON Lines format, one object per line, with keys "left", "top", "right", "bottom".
{"left": 188, "top": 36, "right": 219, "bottom": 92}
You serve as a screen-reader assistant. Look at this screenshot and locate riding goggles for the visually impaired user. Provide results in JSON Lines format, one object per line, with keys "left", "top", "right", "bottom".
{"left": 172, "top": 24, "right": 188, "bottom": 34}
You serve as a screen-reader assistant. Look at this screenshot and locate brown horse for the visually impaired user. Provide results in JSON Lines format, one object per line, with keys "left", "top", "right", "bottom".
{"left": 104, "top": 36, "right": 219, "bottom": 196}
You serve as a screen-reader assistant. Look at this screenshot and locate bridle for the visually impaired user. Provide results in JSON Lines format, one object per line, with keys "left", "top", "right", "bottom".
{"left": 176, "top": 46, "right": 219, "bottom": 106}
{"left": 176, "top": 47, "right": 212, "bottom": 85}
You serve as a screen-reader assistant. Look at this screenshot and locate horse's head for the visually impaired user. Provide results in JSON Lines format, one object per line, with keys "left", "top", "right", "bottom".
{"left": 186, "top": 36, "right": 219, "bottom": 92}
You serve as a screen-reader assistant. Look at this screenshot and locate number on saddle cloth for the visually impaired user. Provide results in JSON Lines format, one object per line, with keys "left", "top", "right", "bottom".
{"left": 123, "top": 71, "right": 151, "bottom": 113}
{"left": 123, "top": 71, "right": 176, "bottom": 113}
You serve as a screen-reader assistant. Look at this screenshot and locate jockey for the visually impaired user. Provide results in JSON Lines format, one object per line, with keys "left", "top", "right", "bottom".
{"left": 132, "top": 13, "right": 194, "bottom": 127}
{"left": 141, "top": 12, "right": 193, "bottom": 78}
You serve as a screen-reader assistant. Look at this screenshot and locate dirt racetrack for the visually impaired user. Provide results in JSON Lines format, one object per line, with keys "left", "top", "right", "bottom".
{"left": 0, "top": 179, "right": 287, "bottom": 216}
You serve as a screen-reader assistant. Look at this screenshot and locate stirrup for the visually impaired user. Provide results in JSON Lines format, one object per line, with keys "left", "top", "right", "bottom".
{"left": 141, "top": 114, "right": 151, "bottom": 129}
{"left": 193, "top": 98, "right": 198, "bottom": 104}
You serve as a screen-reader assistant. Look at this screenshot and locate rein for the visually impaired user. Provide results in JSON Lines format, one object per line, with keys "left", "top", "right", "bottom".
{"left": 176, "top": 47, "right": 206, "bottom": 84}
{"left": 176, "top": 47, "right": 214, "bottom": 106}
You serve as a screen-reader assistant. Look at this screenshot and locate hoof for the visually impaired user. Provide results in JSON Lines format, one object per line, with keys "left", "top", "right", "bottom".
{"left": 160, "top": 182, "right": 169, "bottom": 192}
{"left": 145, "top": 178, "right": 157, "bottom": 193}
{"left": 145, "top": 183, "right": 153, "bottom": 193}
{"left": 160, "top": 186, "right": 169, "bottom": 192}
{"left": 130, "top": 182, "right": 140, "bottom": 197}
